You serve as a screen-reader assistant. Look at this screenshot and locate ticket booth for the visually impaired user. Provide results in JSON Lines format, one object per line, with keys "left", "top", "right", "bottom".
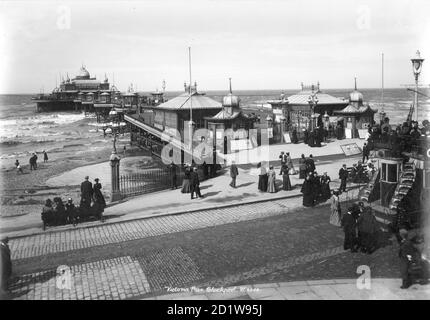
{"left": 379, "top": 158, "right": 402, "bottom": 207}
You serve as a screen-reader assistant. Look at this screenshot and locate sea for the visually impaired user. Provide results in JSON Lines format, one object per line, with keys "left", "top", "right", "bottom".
{"left": 0, "top": 88, "right": 429, "bottom": 160}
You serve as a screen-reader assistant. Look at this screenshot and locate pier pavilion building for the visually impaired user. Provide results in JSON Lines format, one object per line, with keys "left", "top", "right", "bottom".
{"left": 267, "top": 83, "right": 348, "bottom": 141}
{"left": 125, "top": 82, "right": 222, "bottom": 160}
{"left": 205, "top": 80, "right": 257, "bottom": 154}
{"left": 333, "top": 79, "right": 377, "bottom": 139}
{"left": 34, "top": 65, "right": 118, "bottom": 112}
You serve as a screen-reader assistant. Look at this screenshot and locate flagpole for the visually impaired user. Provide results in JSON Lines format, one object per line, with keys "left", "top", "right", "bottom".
{"left": 381, "top": 53, "right": 384, "bottom": 113}
{"left": 188, "top": 47, "right": 193, "bottom": 156}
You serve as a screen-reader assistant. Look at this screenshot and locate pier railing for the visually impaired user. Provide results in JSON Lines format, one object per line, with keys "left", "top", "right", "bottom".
{"left": 119, "top": 168, "right": 185, "bottom": 198}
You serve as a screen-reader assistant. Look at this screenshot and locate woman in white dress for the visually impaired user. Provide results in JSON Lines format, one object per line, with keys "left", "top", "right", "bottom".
{"left": 267, "top": 166, "right": 277, "bottom": 193}
{"left": 330, "top": 190, "right": 341, "bottom": 226}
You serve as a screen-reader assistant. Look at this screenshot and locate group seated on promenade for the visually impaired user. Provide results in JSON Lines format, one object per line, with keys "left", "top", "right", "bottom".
{"left": 348, "top": 160, "right": 375, "bottom": 184}
{"left": 367, "top": 118, "right": 430, "bottom": 156}
{"left": 41, "top": 197, "right": 105, "bottom": 230}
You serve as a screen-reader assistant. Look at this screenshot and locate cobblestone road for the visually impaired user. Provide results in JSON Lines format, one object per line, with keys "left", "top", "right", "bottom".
{"left": 9, "top": 198, "right": 311, "bottom": 260}
{"left": 8, "top": 194, "right": 400, "bottom": 300}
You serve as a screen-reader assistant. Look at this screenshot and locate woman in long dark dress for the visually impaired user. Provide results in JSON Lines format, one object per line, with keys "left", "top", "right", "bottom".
{"left": 258, "top": 163, "right": 268, "bottom": 192}
{"left": 93, "top": 178, "right": 106, "bottom": 209}
{"left": 181, "top": 166, "right": 191, "bottom": 193}
{"left": 298, "top": 154, "right": 307, "bottom": 179}
{"left": 291, "top": 128, "right": 298, "bottom": 144}
{"left": 280, "top": 163, "right": 292, "bottom": 191}
{"left": 320, "top": 172, "right": 331, "bottom": 202}
{"left": 257, "top": 163, "right": 264, "bottom": 191}
{"left": 301, "top": 176, "right": 314, "bottom": 207}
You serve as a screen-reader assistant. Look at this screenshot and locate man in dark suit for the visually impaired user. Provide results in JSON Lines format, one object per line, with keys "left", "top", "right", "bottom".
{"left": 362, "top": 142, "right": 369, "bottom": 163}
{"left": 305, "top": 154, "right": 316, "bottom": 174}
{"left": 339, "top": 164, "right": 348, "bottom": 193}
{"left": 80, "top": 176, "right": 93, "bottom": 208}
{"left": 398, "top": 229, "right": 415, "bottom": 289}
{"left": 230, "top": 161, "right": 239, "bottom": 188}
{"left": 341, "top": 208, "right": 358, "bottom": 252}
{"left": 170, "top": 162, "right": 178, "bottom": 190}
{"left": 190, "top": 168, "right": 202, "bottom": 199}
{"left": 0, "top": 236, "right": 12, "bottom": 298}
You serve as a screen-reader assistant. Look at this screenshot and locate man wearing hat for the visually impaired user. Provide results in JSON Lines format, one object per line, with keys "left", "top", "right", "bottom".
{"left": 398, "top": 229, "right": 415, "bottom": 289}
{"left": 65, "top": 198, "right": 77, "bottom": 226}
{"left": 93, "top": 178, "right": 106, "bottom": 209}
{"left": 339, "top": 164, "right": 348, "bottom": 193}
{"left": 0, "top": 236, "right": 12, "bottom": 298}
{"left": 80, "top": 176, "right": 93, "bottom": 209}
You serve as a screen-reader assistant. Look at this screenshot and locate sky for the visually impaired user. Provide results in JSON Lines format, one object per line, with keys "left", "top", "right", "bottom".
{"left": 0, "top": 0, "right": 429, "bottom": 94}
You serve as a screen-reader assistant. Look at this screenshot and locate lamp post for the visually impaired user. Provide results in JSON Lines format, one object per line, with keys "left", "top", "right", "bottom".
{"left": 323, "top": 111, "right": 329, "bottom": 130}
{"left": 279, "top": 115, "right": 286, "bottom": 143}
{"left": 266, "top": 115, "right": 273, "bottom": 143}
{"left": 307, "top": 89, "right": 319, "bottom": 131}
{"left": 109, "top": 109, "right": 119, "bottom": 152}
{"left": 379, "top": 109, "right": 386, "bottom": 125}
{"left": 411, "top": 50, "right": 424, "bottom": 122}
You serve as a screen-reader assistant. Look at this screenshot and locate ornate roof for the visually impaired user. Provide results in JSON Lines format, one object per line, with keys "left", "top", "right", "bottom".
{"left": 76, "top": 66, "right": 90, "bottom": 79}
{"left": 155, "top": 92, "right": 222, "bottom": 111}
{"left": 349, "top": 78, "right": 363, "bottom": 103}
{"left": 287, "top": 85, "right": 347, "bottom": 105}
{"left": 222, "top": 78, "right": 240, "bottom": 108}
{"left": 334, "top": 104, "right": 377, "bottom": 114}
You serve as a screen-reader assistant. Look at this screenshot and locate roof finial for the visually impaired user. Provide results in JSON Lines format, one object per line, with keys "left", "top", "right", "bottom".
{"left": 229, "top": 77, "right": 232, "bottom": 94}
{"left": 354, "top": 77, "right": 357, "bottom": 90}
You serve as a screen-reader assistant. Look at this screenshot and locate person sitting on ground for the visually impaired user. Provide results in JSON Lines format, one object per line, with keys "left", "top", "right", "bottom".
{"left": 65, "top": 198, "right": 77, "bottom": 225}
{"left": 41, "top": 198, "right": 54, "bottom": 226}
{"left": 53, "top": 197, "right": 66, "bottom": 225}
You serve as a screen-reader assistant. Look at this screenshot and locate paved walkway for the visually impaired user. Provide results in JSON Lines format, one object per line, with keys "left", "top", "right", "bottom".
{"left": 222, "top": 138, "right": 365, "bottom": 165}
{"left": 145, "top": 279, "right": 430, "bottom": 300}
{"left": 1, "top": 154, "right": 365, "bottom": 238}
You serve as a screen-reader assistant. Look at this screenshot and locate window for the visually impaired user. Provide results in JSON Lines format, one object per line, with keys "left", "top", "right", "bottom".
{"left": 387, "top": 164, "right": 398, "bottom": 182}
{"left": 381, "top": 163, "right": 387, "bottom": 180}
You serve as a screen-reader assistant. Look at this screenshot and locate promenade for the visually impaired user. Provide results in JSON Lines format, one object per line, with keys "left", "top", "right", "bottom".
{"left": 145, "top": 279, "right": 430, "bottom": 300}
{"left": 0, "top": 138, "right": 366, "bottom": 238}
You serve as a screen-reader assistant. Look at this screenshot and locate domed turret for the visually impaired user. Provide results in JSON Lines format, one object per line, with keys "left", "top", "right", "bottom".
{"left": 222, "top": 78, "right": 240, "bottom": 108}
{"left": 349, "top": 77, "right": 363, "bottom": 106}
{"left": 76, "top": 65, "right": 90, "bottom": 79}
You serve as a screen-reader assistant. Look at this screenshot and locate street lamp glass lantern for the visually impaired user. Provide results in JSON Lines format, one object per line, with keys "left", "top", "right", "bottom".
{"left": 411, "top": 50, "right": 424, "bottom": 76}
{"left": 379, "top": 110, "right": 386, "bottom": 122}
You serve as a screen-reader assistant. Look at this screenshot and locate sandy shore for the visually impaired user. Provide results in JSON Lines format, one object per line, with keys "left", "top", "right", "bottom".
{"left": 0, "top": 117, "right": 155, "bottom": 220}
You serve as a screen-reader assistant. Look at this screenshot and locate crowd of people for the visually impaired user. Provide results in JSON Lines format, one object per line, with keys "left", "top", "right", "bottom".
{"left": 338, "top": 202, "right": 380, "bottom": 254}
{"left": 14, "top": 150, "right": 49, "bottom": 174}
{"left": 179, "top": 164, "right": 204, "bottom": 199}
{"left": 41, "top": 176, "right": 106, "bottom": 228}
{"left": 367, "top": 118, "right": 430, "bottom": 156}
{"left": 301, "top": 171, "right": 332, "bottom": 207}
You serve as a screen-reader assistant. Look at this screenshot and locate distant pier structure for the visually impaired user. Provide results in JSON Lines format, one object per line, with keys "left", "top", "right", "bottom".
{"left": 33, "top": 65, "right": 120, "bottom": 113}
